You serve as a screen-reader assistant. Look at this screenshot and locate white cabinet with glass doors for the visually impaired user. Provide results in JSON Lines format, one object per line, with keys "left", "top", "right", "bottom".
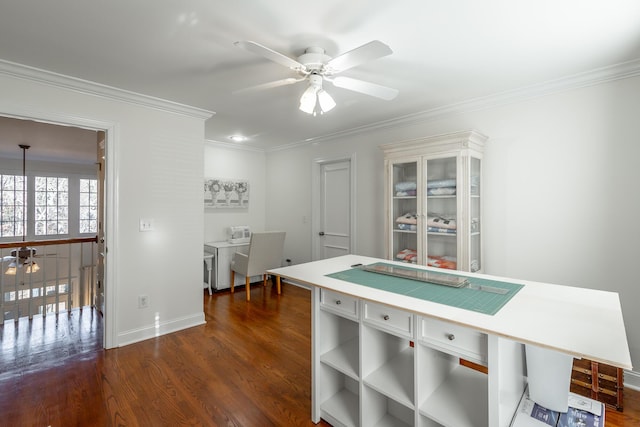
{"left": 381, "top": 131, "right": 486, "bottom": 273}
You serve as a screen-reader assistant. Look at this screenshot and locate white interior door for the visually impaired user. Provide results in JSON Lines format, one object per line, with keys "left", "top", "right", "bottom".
{"left": 96, "top": 130, "right": 105, "bottom": 314}
{"left": 316, "top": 159, "right": 353, "bottom": 260}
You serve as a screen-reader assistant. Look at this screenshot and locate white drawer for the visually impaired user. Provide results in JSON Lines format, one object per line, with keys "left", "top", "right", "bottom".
{"left": 363, "top": 301, "right": 413, "bottom": 338}
{"left": 320, "top": 289, "right": 359, "bottom": 320}
{"left": 419, "top": 317, "right": 487, "bottom": 365}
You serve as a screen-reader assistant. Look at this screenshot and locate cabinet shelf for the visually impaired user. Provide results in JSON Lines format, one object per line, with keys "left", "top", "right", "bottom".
{"left": 394, "top": 229, "right": 417, "bottom": 234}
{"left": 372, "top": 413, "right": 412, "bottom": 427}
{"left": 427, "top": 231, "right": 456, "bottom": 237}
{"left": 320, "top": 337, "right": 359, "bottom": 380}
{"left": 364, "top": 347, "right": 414, "bottom": 408}
{"left": 419, "top": 364, "right": 488, "bottom": 427}
{"left": 321, "top": 388, "right": 359, "bottom": 427}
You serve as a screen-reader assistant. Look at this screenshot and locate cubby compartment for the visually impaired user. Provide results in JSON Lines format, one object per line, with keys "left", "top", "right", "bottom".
{"left": 362, "top": 324, "right": 414, "bottom": 408}
{"left": 362, "top": 385, "right": 414, "bottom": 427}
{"left": 319, "top": 309, "right": 359, "bottom": 379}
{"left": 319, "top": 364, "right": 360, "bottom": 427}
{"left": 417, "top": 345, "right": 488, "bottom": 427}
{"left": 313, "top": 286, "right": 530, "bottom": 427}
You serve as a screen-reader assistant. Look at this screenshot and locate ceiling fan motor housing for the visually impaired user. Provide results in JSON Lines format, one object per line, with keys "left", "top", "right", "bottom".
{"left": 11, "top": 246, "right": 37, "bottom": 260}
{"left": 297, "top": 47, "right": 331, "bottom": 73}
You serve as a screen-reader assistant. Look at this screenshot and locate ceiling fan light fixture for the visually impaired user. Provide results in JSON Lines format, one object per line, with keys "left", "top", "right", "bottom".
{"left": 25, "top": 260, "right": 39, "bottom": 274}
{"left": 5, "top": 262, "right": 17, "bottom": 275}
{"left": 317, "top": 89, "right": 336, "bottom": 113}
{"left": 299, "top": 84, "right": 319, "bottom": 114}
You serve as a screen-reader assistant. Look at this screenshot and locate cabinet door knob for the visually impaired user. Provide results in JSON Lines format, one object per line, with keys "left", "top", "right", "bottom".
{"left": 319, "top": 231, "right": 325, "bottom": 236}
{"left": 335, "top": 300, "right": 341, "bottom": 305}
{"left": 447, "top": 333, "right": 455, "bottom": 341}
{"left": 383, "top": 315, "right": 390, "bottom": 321}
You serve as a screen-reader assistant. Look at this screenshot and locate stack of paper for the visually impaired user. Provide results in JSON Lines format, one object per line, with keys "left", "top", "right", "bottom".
{"left": 511, "top": 389, "right": 604, "bottom": 427}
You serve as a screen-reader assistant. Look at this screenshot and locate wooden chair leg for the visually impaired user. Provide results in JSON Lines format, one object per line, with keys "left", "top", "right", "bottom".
{"left": 263, "top": 274, "right": 267, "bottom": 287}
{"left": 245, "top": 276, "right": 251, "bottom": 301}
{"left": 276, "top": 275, "right": 281, "bottom": 294}
{"left": 230, "top": 270, "right": 235, "bottom": 293}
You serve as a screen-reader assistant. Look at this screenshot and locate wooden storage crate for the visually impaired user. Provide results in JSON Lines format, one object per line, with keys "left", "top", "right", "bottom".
{"left": 571, "top": 357, "right": 624, "bottom": 411}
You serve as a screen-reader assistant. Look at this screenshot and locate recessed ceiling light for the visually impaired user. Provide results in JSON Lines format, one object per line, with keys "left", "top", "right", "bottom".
{"left": 229, "top": 135, "right": 247, "bottom": 142}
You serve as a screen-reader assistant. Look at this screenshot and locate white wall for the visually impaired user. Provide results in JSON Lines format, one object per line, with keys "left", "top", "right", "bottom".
{"left": 203, "top": 142, "right": 266, "bottom": 242}
{"left": 262, "top": 75, "right": 640, "bottom": 376}
{"left": 0, "top": 64, "right": 210, "bottom": 347}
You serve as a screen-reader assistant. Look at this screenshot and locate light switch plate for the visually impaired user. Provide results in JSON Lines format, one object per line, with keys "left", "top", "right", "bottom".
{"left": 139, "top": 218, "right": 154, "bottom": 232}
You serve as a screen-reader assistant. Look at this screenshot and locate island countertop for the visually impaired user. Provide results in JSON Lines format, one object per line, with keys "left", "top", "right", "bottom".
{"left": 268, "top": 254, "right": 632, "bottom": 370}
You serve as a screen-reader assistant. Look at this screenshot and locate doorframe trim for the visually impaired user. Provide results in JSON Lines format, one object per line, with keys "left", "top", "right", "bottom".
{"left": 311, "top": 153, "right": 357, "bottom": 261}
{"left": 0, "top": 103, "right": 119, "bottom": 349}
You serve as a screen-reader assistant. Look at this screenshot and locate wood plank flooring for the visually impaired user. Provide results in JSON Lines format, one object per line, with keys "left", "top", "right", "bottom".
{"left": 0, "top": 281, "right": 637, "bottom": 426}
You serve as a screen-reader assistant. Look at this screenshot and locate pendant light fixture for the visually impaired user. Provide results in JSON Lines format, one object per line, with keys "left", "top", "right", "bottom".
{"left": 5, "top": 144, "right": 39, "bottom": 275}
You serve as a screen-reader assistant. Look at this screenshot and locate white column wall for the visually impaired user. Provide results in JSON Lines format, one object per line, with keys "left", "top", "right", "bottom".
{"left": 0, "top": 69, "right": 210, "bottom": 347}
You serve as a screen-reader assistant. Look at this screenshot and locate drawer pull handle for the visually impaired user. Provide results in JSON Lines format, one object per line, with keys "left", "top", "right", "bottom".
{"left": 335, "top": 300, "right": 342, "bottom": 305}
{"left": 383, "top": 315, "right": 390, "bottom": 321}
{"left": 447, "top": 334, "right": 455, "bottom": 341}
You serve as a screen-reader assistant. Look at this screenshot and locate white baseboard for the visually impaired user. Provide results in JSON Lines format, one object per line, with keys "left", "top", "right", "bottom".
{"left": 625, "top": 369, "right": 640, "bottom": 391}
{"left": 117, "top": 312, "right": 205, "bottom": 347}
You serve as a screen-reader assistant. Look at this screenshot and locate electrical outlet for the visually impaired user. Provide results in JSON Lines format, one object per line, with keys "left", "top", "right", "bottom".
{"left": 138, "top": 295, "right": 149, "bottom": 308}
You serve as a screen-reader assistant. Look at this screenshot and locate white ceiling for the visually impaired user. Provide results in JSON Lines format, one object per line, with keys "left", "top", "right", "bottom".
{"left": 1, "top": 0, "right": 640, "bottom": 156}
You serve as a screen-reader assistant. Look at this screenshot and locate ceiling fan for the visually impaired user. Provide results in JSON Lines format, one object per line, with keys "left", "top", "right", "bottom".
{"left": 1, "top": 144, "right": 61, "bottom": 275}
{"left": 234, "top": 40, "right": 399, "bottom": 115}
{"left": 2, "top": 247, "right": 40, "bottom": 275}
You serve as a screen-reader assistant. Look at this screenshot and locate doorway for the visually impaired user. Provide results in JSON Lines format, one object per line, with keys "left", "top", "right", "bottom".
{"left": 0, "top": 113, "right": 113, "bottom": 348}
{"left": 311, "top": 155, "right": 357, "bottom": 260}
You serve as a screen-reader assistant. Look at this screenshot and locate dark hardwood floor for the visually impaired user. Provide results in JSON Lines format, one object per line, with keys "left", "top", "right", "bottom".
{"left": 0, "top": 282, "right": 637, "bottom": 426}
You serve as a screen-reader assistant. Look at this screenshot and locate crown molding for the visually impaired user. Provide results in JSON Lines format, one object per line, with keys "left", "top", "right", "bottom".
{"left": 0, "top": 59, "right": 214, "bottom": 120}
{"left": 268, "top": 58, "right": 640, "bottom": 152}
{"left": 205, "top": 139, "right": 265, "bottom": 153}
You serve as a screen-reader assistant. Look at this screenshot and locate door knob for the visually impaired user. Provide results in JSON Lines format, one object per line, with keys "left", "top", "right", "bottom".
{"left": 319, "top": 232, "right": 325, "bottom": 236}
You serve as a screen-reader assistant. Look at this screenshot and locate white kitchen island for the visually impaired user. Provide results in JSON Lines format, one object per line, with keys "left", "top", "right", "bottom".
{"left": 268, "top": 255, "right": 632, "bottom": 427}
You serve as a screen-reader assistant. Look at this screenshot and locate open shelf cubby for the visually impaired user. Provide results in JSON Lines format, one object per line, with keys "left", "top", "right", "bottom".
{"left": 319, "top": 309, "right": 359, "bottom": 379}
{"left": 362, "top": 324, "right": 414, "bottom": 408}
{"left": 363, "top": 385, "right": 414, "bottom": 427}
{"left": 417, "top": 345, "right": 488, "bottom": 427}
{"left": 319, "top": 363, "right": 359, "bottom": 427}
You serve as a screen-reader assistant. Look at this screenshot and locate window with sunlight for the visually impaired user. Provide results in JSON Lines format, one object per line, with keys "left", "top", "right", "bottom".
{"left": 0, "top": 174, "right": 26, "bottom": 238}
{"left": 35, "top": 176, "right": 69, "bottom": 235}
{"left": 79, "top": 178, "right": 98, "bottom": 234}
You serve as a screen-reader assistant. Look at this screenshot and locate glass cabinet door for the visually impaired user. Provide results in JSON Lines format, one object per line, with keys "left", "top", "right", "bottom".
{"left": 391, "top": 160, "right": 418, "bottom": 264}
{"left": 469, "top": 156, "right": 481, "bottom": 272}
{"left": 425, "top": 156, "right": 458, "bottom": 270}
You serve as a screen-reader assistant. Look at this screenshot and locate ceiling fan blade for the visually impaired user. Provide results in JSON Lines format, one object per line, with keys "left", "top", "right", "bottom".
{"left": 234, "top": 41, "right": 306, "bottom": 71}
{"left": 233, "top": 77, "right": 305, "bottom": 94}
{"left": 326, "top": 40, "right": 393, "bottom": 73}
{"left": 2, "top": 256, "right": 16, "bottom": 263}
{"left": 331, "top": 76, "right": 399, "bottom": 100}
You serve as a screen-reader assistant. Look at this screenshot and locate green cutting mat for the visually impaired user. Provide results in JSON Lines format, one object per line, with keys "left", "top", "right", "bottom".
{"left": 326, "top": 262, "right": 523, "bottom": 315}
